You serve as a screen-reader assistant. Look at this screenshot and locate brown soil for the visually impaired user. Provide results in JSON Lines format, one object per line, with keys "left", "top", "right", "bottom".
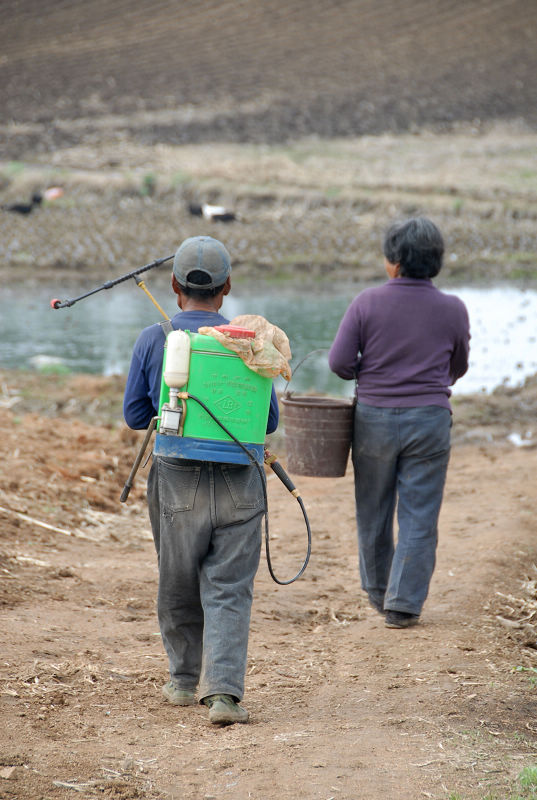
{"left": 2, "top": 1, "right": 537, "bottom": 149}
{"left": 1, "top": 371, "right": 537, "bottom": 800}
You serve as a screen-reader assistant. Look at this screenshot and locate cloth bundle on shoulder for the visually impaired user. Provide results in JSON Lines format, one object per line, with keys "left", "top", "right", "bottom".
{"left": 198, "top": 314, "right": 292, "bottom": 381}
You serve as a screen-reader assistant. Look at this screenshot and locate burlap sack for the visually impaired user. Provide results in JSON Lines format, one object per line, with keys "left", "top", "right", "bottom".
{"left": 198, "top": 314, "right": 292, "bottom": 380}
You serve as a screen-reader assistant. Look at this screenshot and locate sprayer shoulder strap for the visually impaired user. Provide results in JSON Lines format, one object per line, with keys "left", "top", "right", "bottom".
{"left": 159, "top": 320, "right": 174, "bottom": 338}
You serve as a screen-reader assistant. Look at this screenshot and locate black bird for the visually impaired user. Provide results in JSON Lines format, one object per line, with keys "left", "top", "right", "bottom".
{"left": 2, "top": 192, "right": 43, "bottom": 215}
{"left": 188, "top": 202, "right": 238, "bottom": 222}
{"left": 2, "top": 187, "right": 63, "bottom": 216}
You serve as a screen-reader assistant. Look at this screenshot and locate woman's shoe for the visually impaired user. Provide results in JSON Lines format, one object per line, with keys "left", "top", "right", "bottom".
{"left": 385, "top": 610, "right": 419, "bottom": 628}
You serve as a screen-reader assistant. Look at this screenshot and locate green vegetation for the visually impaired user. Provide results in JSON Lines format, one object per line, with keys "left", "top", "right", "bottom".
{"left": 444, "top": 764, "right": 537, "bottom": 799}
{"left": 140, "top": 171, "right": 157, "bottom": 196}
{"left": 509, "top": 267, "right": 537, "bottom": 280}
{"left": 452, "top": 197, "right": 464, "bottom": 215}
{"left": 519, "top": 766, "right": 537, "bottom": 793}
{"left": 513, "top": 666, "right": 537, "bottom": 688}
{"left": 35, "top": 363, "right": 72, "bottom": 376}
{"left": 171, "top": 170, "right": 191, "bottom": 186}
{"left": 12, "top": 251, "right": 33, "bottom": 264}
{"left": 4, "top": 161, "right": 25, "bottom": 176}
{"left": 517, "top": 169, "right": 537, "bottom": 181}
{"left": 325, "top": 185, "right": 342, "bottom": 198}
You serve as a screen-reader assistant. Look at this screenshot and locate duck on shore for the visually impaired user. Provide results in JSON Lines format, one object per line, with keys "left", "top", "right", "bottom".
{"left": 1, "top": 187, "right": 64, "bottom": 215}
{"left": 2, "top": 192, "right": 43, "bottom": 215}
{"left": 188, "top": 202, "right": 239, "bottom": 222}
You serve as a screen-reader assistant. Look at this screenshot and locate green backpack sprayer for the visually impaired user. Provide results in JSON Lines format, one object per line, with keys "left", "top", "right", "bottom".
{"left": 51, "top": 256, "right": 311, "bottom": 585}
{"left": 155, "top": 325, "right": 271, "bottom": 464}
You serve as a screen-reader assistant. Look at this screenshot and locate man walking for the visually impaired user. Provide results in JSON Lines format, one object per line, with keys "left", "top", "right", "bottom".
{"left": 124, "top": 235, "right": 279, "bottom": 723}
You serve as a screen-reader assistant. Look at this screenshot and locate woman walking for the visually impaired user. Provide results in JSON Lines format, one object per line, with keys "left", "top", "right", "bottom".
{"left": 329, "top": 217, "right": 470, "bottom": 628}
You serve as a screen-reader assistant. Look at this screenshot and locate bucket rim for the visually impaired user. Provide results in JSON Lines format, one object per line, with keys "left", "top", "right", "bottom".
{"left": 281, "top": 394, "right": 355, "bottom": 408}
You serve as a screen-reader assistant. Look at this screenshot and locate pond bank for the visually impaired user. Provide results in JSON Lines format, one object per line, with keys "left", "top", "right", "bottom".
{"left": 2, "top": 127, "right": 537, "bottom": 286}
{"left": 2, "top": 368, "right": 537, "bottom": 452}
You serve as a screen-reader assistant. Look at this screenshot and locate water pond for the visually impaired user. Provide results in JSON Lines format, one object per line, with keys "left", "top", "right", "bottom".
{"left": 2, "top": 280, "right": 536, "bottom": 398}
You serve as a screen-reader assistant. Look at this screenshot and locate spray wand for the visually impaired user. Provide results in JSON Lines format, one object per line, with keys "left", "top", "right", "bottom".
{"left": 50, "top": 254, "right": 174, "bottom": 310}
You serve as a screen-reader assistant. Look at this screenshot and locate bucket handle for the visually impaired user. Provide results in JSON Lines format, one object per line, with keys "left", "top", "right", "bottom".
{"left": 283, "top": 348, "right": 329, "bottom": 398}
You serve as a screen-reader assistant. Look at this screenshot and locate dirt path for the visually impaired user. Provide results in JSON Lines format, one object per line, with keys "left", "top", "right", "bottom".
{"left": 1, "top": 399, "right": 537, "bottom": 800}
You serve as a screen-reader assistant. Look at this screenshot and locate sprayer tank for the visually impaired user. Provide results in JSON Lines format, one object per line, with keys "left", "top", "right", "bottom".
{"left": 156, "top": 330, "right": 272, "bottom": 464}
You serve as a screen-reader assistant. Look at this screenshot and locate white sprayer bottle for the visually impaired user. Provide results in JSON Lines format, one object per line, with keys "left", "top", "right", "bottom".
{"left": 159, "top": 330, "right": 191, "bottom": 436}
{"left": 164, "top": 329, "right": 191, "bottom": 390}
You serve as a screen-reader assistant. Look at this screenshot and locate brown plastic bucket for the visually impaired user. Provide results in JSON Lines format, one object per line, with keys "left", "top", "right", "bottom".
{"left": 281, "top": 395, "right": 355, "bottom": 477}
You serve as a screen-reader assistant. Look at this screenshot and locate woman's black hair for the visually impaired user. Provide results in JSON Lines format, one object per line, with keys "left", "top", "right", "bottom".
{"left": 178, "top": 269, "right": 226, "bottom": 299}
{"left": 383, "top": 216, "right": 444, "bottom": 278}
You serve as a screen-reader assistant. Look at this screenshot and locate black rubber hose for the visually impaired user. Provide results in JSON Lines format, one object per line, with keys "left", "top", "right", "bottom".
{"left": 185, "top": 392, "right": 311, "bottom": 585}
{"left": 264, "top": 493, "right": 311, "bottom": 585}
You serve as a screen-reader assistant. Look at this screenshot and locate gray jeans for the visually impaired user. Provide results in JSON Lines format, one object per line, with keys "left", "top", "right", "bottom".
{"left": 352, "top": 403, "right": 451, "bottom": 616}
{"left": 147, "top": 456, "right": 264, "bottom": 702}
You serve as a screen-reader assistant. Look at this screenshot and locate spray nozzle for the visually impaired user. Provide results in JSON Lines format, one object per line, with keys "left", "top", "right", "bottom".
{"left": 264, "top": 449, "right": 300, "bottom": 498}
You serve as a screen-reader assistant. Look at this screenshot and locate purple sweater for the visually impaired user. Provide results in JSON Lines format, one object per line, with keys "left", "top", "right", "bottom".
{"left": 328, "top": 278, "right": 470, "bottom": 410}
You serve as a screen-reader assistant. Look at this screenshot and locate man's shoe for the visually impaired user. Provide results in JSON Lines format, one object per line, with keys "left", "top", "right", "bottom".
{"left": 203, "top": 694, "right": 249, "bottom": 725}
{"left": 162, "top": 681, "right": 196, "bottom": 706}
{"left": 385, "top": 610, "right": 420, "bottom": 629}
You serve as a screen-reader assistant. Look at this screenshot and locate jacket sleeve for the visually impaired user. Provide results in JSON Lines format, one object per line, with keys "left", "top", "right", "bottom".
{"left": 328, "top": 299, "right": 361, "bottom": 380}
{"left": 449, "top": 300, "right": 471, "bottom": 385}
{"left": 123, "top": 330, "right": 163, "bottom": 430}
{"left": 266, "top": 385, "right": 279, "bottom": 434}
